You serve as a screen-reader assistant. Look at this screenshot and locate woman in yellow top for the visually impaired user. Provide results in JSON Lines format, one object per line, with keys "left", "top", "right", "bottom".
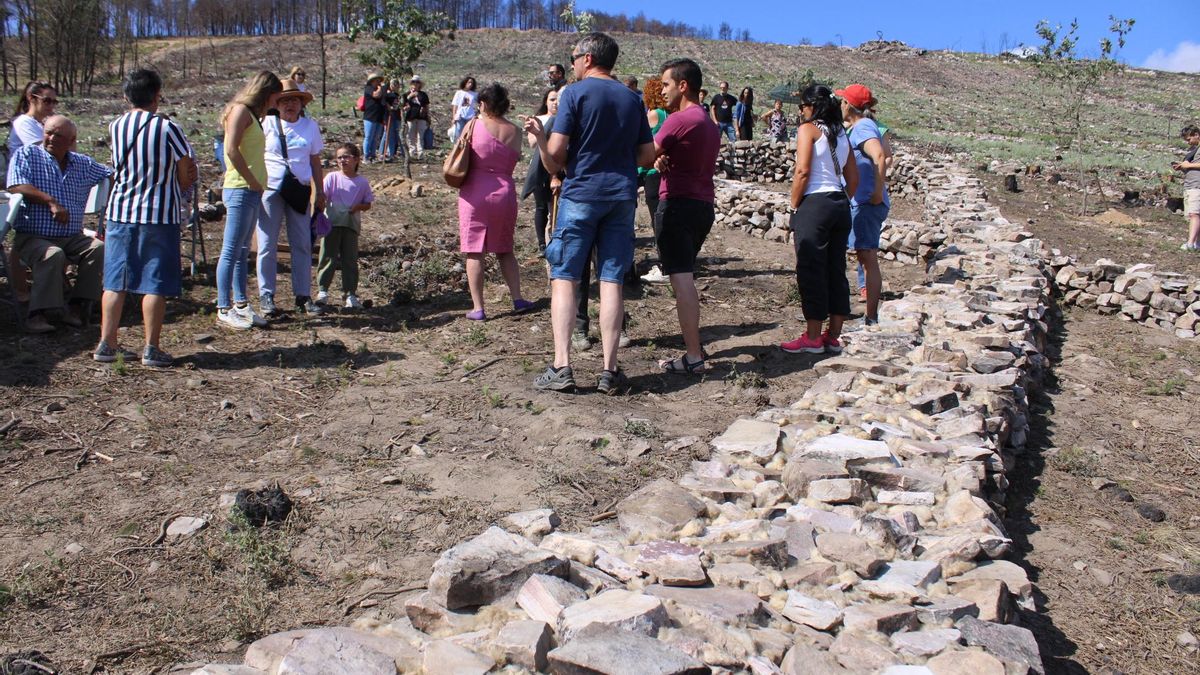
{"left": 215, "top": 71, "right": 282, "bottom": 330}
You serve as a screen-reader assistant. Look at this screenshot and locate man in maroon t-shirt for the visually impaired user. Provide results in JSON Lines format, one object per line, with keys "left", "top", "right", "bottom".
{"left": 651, "top": 58, "right": 720, "bottom": 376}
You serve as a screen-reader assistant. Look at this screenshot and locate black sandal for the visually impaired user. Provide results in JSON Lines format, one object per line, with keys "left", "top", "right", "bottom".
{"left": 659, "top": 353, "right": 706, "bottom": 374}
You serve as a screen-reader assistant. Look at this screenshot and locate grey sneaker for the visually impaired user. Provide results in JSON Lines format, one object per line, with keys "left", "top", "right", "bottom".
{"left": 93, "top": 341, "right": 138, "bottom": 363}
{"left": 142, "top": 345, "right": 175, "bottom": 367}
{"left": 534, "top": 365, "right": 576, "bottom": 392}
{"left": 597, "top": 368, "right": 627, "bottom": 396}
{"left": 260, "top": 292, "right": 278, "bottom": 317}
{"left": 571, "top": 330, "right": 592, "bottom": 351}
{"left": 297, "top": 297, "right": 325, "bottom": 316}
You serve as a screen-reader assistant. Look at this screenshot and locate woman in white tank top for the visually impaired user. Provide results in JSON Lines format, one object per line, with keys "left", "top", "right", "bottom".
{"left": 780, "top": 84, "right": 859, "bottom": 356}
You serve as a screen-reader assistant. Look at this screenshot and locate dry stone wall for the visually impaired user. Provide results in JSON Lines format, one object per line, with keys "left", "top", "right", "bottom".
{"left": 714, "top": 139, "right": 924, "bottom": 200}
{"left": 1049, "top": 257, "right": 1200, "bottom": 338}
{"left": 190, "top": 153, "right": 1056, "bottom": 674}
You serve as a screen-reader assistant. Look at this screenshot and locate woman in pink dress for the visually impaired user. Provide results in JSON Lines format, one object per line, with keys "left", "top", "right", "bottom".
{"left": 457, "top": 82, "right": 533, "bottom": 321}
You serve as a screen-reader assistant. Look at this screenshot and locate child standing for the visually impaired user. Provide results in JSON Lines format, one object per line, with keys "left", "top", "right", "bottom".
{"left": 1173, "top": 124, "right": 1200, "bottom": 252}
{"left": 317, "top": 143, "right": 373, "bottom": 308}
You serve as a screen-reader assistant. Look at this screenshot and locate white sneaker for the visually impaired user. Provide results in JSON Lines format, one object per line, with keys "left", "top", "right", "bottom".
{"left": 217, "top": 307, "right": 253, "bottom": 330}
{"left": 640, "top": 265, "right": 669, "bottom": 284}
{"left": 234, "top": 303, "right": 268, "bottom": 328}
{"left": 345, "top": 294, "right": 362, "bottom": 309}
{"left": 316, "top": 289, "right": 329, "bottom": 304}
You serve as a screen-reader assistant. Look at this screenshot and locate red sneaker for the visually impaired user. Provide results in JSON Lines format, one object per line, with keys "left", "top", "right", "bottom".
{"left": 780, "top": 334, "right": 826, "bottom": 354}
{"left": 822, "top": 332, "right": 843, "bottom": 354}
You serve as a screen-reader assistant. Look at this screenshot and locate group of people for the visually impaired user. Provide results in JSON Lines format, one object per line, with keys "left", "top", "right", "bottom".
{"left": 360, "top": 73, "right": 434, "bottom": 163}
{"left": 4, "top": 71, "right": 198, "bottom": 366}
{"left": 442, "top": 32, "right": 894, "bottom": 394}
{"left": 4, "top": 32, "right": 896, "bottom": 385}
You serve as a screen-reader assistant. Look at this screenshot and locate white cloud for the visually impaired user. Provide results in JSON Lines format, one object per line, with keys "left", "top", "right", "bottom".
{"left": 1143, "top": 41, "right": 1200, "bottom": 73}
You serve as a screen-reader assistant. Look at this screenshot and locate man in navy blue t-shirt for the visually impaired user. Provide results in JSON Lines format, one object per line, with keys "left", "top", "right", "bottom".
{"left": 525, "top": 31, "right": 655, "bottom": 395}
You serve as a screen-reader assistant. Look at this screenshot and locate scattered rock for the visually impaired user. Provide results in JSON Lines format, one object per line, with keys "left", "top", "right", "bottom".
{"left": 166, "top": 516, "right": 208, "bottom": 541}
{"left": 547, "top": 625, "right": 709, "bottom": 675}
{"left": 494, "top": 620, "right": 552, "bottom": 671}
{"left": 635, "top": 541, "right": 707, "bottom": 586}
{"left": 429, "top": 526, "right": 570, "bottom": 610}
{"left": 558, "top": 589, "right": 669, "bottom": 641}
{"left": 421, "top": 639, "right": 493, "bottom": 675}
{"left": 1134, "top": 502, "right": 1166, "bottom": 522}
{"left": 516, "top": 573, "right": 587, "bottom": 625}
{"left": 956, "top": 616, "right": 1044, "bottom": 675}
{"left": 1166, "top": 574, "right": 1200, "bottom": 594}
{"left": 616, "top": 479, "right": 707, "bottom": 540}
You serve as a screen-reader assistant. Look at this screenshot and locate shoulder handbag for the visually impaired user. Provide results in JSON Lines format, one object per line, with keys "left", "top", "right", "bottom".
{"left": 102, "top": 112, "right": 156, "bottom": 221}
{"left": 442, "top": 118, "right": 477, "bottom": 188}
{"left": 273, "top": 115, "right": 312, "bottom": 214}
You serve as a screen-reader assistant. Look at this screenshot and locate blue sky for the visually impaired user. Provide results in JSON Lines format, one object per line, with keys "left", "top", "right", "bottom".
{"left": 588, "top": 1, "right": 1200, "bottom": 72}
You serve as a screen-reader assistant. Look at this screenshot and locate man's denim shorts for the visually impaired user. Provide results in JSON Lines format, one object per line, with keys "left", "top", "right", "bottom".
{"left": 848, "top": 201, "right": 889, "bottom": 251}
{"left": 103, "top": 220, "right": 182, "bottom": 297}
{"left": 546, "top": 198, "right": 635, "bottom": 283}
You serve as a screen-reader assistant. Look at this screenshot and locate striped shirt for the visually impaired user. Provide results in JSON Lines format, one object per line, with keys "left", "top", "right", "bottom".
{"left": 6, "top": 144, "right": 112, "bottom": 238}
{"left": 106, "top": 110, "right": 191, "bottom": 225}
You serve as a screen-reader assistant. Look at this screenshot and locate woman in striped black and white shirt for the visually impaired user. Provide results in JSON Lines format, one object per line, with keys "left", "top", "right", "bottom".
{"left": 95, "top": 68, "right": 197, "bottom": 368}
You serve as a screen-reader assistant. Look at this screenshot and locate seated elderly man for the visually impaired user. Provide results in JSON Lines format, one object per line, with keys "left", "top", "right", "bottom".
{"left": 6, "top": 115, "right": 112, "bottom": 333}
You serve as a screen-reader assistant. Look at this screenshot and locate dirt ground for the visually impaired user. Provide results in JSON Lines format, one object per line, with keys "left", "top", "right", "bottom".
{"left": 0, "top": 154, "right": 927, "bottom": 672}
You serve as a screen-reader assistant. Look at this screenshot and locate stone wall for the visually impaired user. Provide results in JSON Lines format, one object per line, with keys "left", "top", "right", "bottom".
{"left": 714, "top": 149, "right": 944, "bottom": 265}
{"left": 1048, "top": 257, "right": 1200, "bottom": 338}
{"left": 714, "top": 139, "right": 925, "bottom": 201}
{"left": 192, "top": 154, "right": 1054, "bottom": 674}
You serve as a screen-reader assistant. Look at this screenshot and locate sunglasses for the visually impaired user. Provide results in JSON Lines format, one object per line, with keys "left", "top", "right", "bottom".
{"left": 33, "top": 94, "right": 59, "bottom": 105}
{"left": 569, "top": 52, "right": 586, "bottom": 64}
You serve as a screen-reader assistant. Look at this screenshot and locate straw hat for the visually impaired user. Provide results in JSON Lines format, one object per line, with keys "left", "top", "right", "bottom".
{"left": 366, "top": 72, "right": 384, "bottom": 85}
{"left": 277, "top": 79, "right": 313, "bottom": 104}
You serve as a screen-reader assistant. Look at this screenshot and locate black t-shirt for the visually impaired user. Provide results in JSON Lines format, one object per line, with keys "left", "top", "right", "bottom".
{"left": 362, "top": 85, "right": 386, "bottom": 123}
{"left": 711, "top": 93, "right": 736, "bottom": 124}
{"left": 404, "top": 91, "right": 430, "bottom": 121}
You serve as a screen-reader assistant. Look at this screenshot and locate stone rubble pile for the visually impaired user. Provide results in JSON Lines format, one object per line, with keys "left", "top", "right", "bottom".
{"left": 188, "top": 154, "right": 1053, "bottom": 674}
{"left": 1048, "top": 256, "right": 1200, "bottom": 338}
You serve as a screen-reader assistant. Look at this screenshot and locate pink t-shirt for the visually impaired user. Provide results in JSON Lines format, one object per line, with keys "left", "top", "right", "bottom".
{"left": 654, "top": 103, "right": 720, "bottom": 203}
{"left": 323, "top": 171, "right": 374, "bottom": 210}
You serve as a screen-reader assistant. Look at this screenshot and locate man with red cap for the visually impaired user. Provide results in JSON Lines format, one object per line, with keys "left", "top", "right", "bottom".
{"left": 836, "top": 83, "right": 889, "bottom": 326}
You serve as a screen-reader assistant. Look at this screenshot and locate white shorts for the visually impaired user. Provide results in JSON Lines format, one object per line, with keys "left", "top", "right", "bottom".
{"left": 1186, "top": 188, "right": 1200, "bottom": 216}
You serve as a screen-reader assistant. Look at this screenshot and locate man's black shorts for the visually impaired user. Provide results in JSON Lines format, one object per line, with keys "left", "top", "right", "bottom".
{"left": 653, "top": 198, "right": 715, "bottom": 275}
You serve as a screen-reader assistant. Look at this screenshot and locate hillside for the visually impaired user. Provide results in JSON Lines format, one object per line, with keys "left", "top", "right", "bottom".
{"left": 79, "top": 29, "right": 1200, "bottom": 194}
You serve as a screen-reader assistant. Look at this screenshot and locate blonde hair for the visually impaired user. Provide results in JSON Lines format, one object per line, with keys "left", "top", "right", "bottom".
{"left": 222, "top": 71, "right": 282, "bottom": 124}
{"left": 289, "top": 66, "right": 306, "bottom": 79}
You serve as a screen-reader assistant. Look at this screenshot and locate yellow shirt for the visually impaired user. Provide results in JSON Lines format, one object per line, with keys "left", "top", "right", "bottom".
{"left": 223, "top": 117, "right": 267, "bottom": 189}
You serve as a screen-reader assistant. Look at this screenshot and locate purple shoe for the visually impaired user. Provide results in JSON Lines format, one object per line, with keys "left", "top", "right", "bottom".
{"left": 466, "top": 309, "right": 486, "bottom": 321}
{"left": 513, "top": 299, "right": 535, "bottom": 314}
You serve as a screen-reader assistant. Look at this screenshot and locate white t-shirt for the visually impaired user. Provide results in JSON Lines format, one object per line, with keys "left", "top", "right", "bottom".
{"left": 7, "top": 114, "right": 43, "bottom": 156}
{"left": 452, "top": 90, "right": 478, "bottom": 121}
{"left": 805, "top": 125, "right": 851, "bottom": 195}
{"left": 263, "top": 115, "right": 323, "bottom": 187}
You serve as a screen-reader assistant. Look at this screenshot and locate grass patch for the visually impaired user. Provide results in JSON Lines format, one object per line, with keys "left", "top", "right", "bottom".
{"left": 1144, "top": 377, "right": 1186, "bottom": 396}
{"left": 726, "top": 368, "right": 768, "bottom": 389}
{"left": 481, "top": 386, "right": 505, "bottom": 408}
{"left": 1048, "top": 446, "right": 1100, "bottom": 477}
{"left": 463, "top": 324, "right": 487, "bottom": 347}
{"left": 624, "top": 419, "right": 659, "bottom": 439}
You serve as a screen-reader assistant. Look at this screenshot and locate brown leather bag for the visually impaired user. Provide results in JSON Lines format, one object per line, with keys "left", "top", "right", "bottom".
{"left": 442, "top": 118, "right": 477, "bottom": 188}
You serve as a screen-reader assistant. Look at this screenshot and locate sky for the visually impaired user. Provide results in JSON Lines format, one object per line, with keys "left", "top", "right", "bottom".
{"left": 589, "top": 0, "right": 1200, "bottom": 73}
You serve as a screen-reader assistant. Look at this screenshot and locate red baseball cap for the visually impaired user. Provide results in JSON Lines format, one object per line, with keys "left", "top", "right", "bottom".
{"left": 835, "top": 84, "right": 877, "bottom": 110}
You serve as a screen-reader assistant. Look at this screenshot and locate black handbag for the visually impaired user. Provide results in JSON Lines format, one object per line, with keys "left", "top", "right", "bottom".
{"left": 273, "top": 115, "right": 312, "bottom": 214}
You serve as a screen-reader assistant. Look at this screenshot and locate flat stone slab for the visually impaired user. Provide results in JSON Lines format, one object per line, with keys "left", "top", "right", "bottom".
{"left": 274, "top": 629, "right": 398, "bottom": 675}
{"left": 429, "top": 526, "right": 570, "bottom": 609}
{"left": 166, "top": 516, "right": 208, "bottom": 541}
{"left": 635, "top": 541, "right": 707, "bottom": 586}
{"left": 877, "top": 490, "right": 936, "bottom": 505}
{"left": 796, "top": 434, "right": 896, "bottom": 465}
{"left": 842, "top": 603, "right": 918, "bottom": 634}
{"left": 501, "top": 508, "right": 561, "bottom": 539}
{"left": 709, "top": 418, "right": 781, "bottom": 458}
{"left": 422, "top": 639, "right": 494, "bottom": 675}
{"left": 876, "top": 560, "right": 942, "bottom": 589}
{"left": 808, "top": 478, "right": 871, "bottom": 504}
{"left": 957, "top": 616, "right": 1044, "bottom": 674}
{"left": 781, "top": 590, "right": 842, "bottom": 630}
{"left": 558, "top": 589, "right": 669, "bottom": 642}
{"left": 547, "top": 625, "right": 710, "bottom": 675}
{"left": 815, "top": 532, "right": 887, "bottom": 577}
{"left": 495, "top": 620, "right": 552, "bottom": 672}
{"left": 517, "top": 573, "right": 587, "bottom": 625}
{"left": 644, "top": 584, "right": 771, "bottom": 626}
{"left": 705, "top": 538, "right": 789, "bottom": 569}
{"left": 890, "top": 628, "right": 962, "bottom": 657}
{"left": 616, "top": 479, "right": 707, "bottom": 540}
{"left": 245, "top": 628, "right": 419, "bottom": 674}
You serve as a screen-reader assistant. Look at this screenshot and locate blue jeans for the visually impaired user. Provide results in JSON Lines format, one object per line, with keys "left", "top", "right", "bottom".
{"left": 256, "top": 189, "right": 313, "bottom": 299}
{"left": 452, "top": 118, "right": 470, "bottom": 143}
{"left": 216, "top": 187, "right": 261, "bottom": 309}
{"left": 386, "top": 119, "right": 401, "bottom": 158}
{"left": 546, "top": 198, "right": 636, "bottom": 283}
{"left": 718, "top": 122, "right": 736, "bottom": 143}
{"left": 363, "top": 120, "right": 383, "bottom": 159}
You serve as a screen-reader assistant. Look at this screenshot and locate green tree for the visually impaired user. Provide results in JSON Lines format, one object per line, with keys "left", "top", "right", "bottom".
{"left": 346, "top": 0, "right": 456, "bottom": 80}
{"left": 559, "top": 1, "right": 594, "bottom": 33}
{"left": 1031, "top": 15, "right": 1135, "bottom": 213}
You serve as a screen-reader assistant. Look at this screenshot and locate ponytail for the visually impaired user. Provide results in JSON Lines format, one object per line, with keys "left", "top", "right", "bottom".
{"left": 800, "top": 84, "right": 843, "bottom": 153}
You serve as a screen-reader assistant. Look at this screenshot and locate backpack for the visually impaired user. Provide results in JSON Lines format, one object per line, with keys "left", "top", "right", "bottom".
{"left": 355, "top": 95, "right": 367, "bottom": 112}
